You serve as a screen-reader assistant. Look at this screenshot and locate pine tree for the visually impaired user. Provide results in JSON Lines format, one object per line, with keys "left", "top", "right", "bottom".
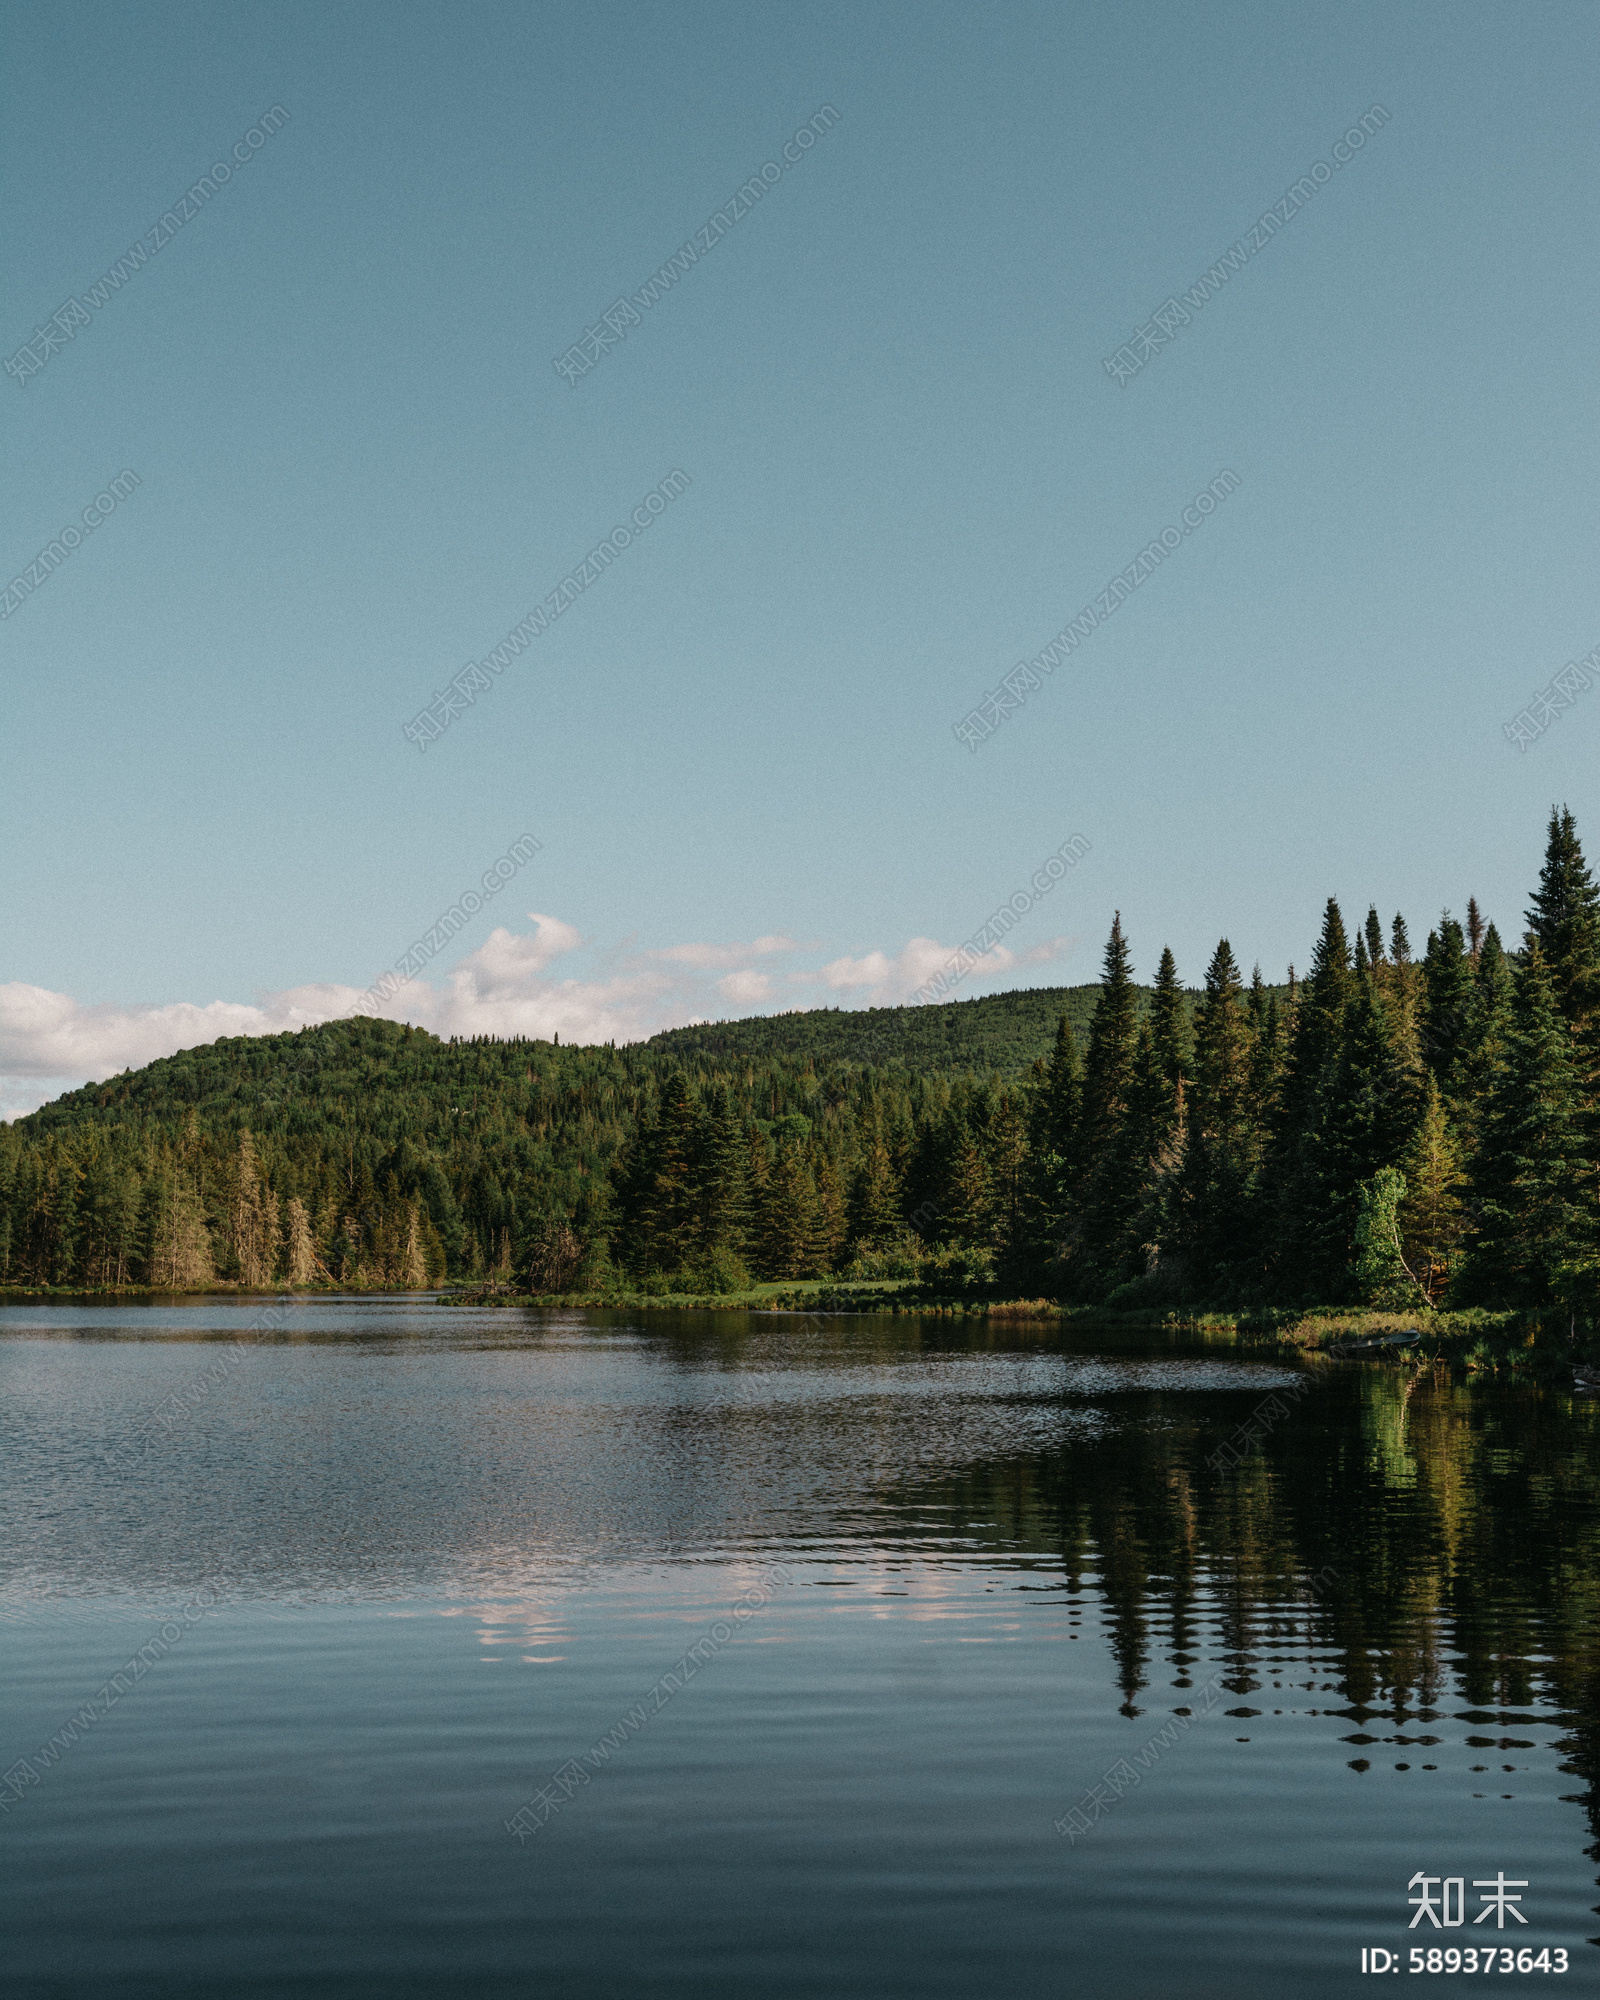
{"left": 944, "top": 1129, "right": 991, "bottom": 1249}
{"left": 1466, "top": 896, "right": 1485, "bottom": 966}
{"left": 810, "top": 1148, "right": 848, "bottom": 1272}
{"left": 758, "top": 1138, "right": 819, "bottom": 1277}
{"left": 1390, "top": 913, "right": 1412, "bottom": 967}
{"left": 982, "top": 1092, "right": 1029, "bottom": 1260}
{"left": 609, "top": 1073, "right": 700, "bottom": 1274}
{"left": 1421, "top": 916, "right": 1475, "bottom": 1099}
{"left": 1032, "top": 1017, "right": 1083, "bottom": 1162}
{"left": 1081, "top": 915, "right": 1140, "bottom": 1149}
{"left": 692, "top": 1086, "right": 748, "bottom": 1259}
{"left": 1013, "top": 1017, "right": 1083, "bottom": 1290}
{"left": 1397, "top": 1076, "right": 1469, "bottom": 1302}
{"left": 1246, "top": 969, "right": 1284, "bottom": 1135}
{"left": 1149, "top": 946, "right": 1191, "bottom": 1098}
{"left": 1524, "top": 805, "right": 1600, "bottom": 1032}
{"left": 1279, "top": 898, "right": 1355, "bottom": 1134}
{"left": 24, "top": 1143, "right": 82, "bottom": 1286}
{"left": 1297, "top": 979, "right": 1411, "bottom": 1299}
{"left": 1269, "top": 899, "right": 1355, "bottom": 1292}
{"left": 1452, "top": 922, "right": 1513, "bottom": 1147}
{"left": 145, "top": 1171, "right": 216, "bottom": 1289}
{"left": 1457, "top": 945, "right": 1593, "bottom": 1307}
{"left": 399, "top": 1201, "right": 429, "bottom": 1289}
{"left": 528, "top": 1214, "right": 583, "bottom": 1292}
{"left": 847, "top": 1133, "right": 902, "bottom": 1251}
{"left": 285, "top": 1195, "right": 317, "bottom": 1285}
{"left": 1180, "top": 939, "right": 1258, "bottom": 1295}
{"left": 1364, "top": 906, "right": 1387, "bottom": 970}
{"left": 1073, "top": 915, "right": 1146, "bottom": 1293}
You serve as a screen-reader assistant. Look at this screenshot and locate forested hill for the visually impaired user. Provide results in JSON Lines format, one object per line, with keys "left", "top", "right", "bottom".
{"left": 644, "top": 983, "right": 1118, "bottom": 1074}
{"left": 25, "top": 979, "right": 1118, "bottom": 1143}
{"left": 0, "top": 981, "right": 1138, "bottom": 1292}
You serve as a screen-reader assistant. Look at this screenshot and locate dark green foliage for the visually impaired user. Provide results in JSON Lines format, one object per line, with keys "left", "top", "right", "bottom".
{"left": 1268, "top": 898, "right": 1355, "bottom": 1290}
{"left": 1301, "top": 978, "right": 1415, "bottom": 1294}
{"left": 1458, "top": 946, "right": 1593, "bottom": 1308}
{"left": 1525, "top": 804, "right": 1600, "bottom": 1031}
{"left": 1066, "top": 917, "right": 1148, "bottom": 1296}
{"left": 1181, "top": 939, "right": 1258, "bottom": 1293}
{"left": 1422, "top": 915, "right": 1476, "bottom": 1095}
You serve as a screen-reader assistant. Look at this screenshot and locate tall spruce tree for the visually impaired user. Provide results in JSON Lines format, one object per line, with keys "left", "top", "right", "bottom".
{"left": 1246, "top": 969, "right": 1285, "bottom": 1138}
{"left": 1421, "top": 916, "right": 1475, "bottom": 1099}
{"left": 847, "top": 1132, "right": 903, "bottom": 1251}
{"left": 1397, "top": 1075, "right": 1469, "bottom": 1302}
{"left": 1297, "top": 980, "right": 1411, "bottom": 1298}
{"left": 1180, "top": 939, "right": 1258, "bottom": 1298}
{"left": 1269, "top": 899, "right": 1355, "bottom": 1291}
{"left": 1457, "top": 945, "right": 1593, "bottom": 1308}
{"left": 1466, "top": 896, "right": 1485, "bottom": 966}
{"left": 1525, "top": 805, "right": 1600, "bottom": 1032}
{"left": 1072, "top": 915, "right": 1146, "bottom": 1295}
{"left": 758, "top": 1138, "right": 819, "bottom": 1278}
{"left": 691, "top": 1086, "right": 748, "bottom": 1260}
{"left": 1118, "top": 949, "right": 1189, "bottom": 1280}
{"left": 1390, "top": 913, "right": 1412, "bottom": 967}
{"left": 1149, "top": 946, "right": 1191, "bottom": 1096}
{"left": 984, "top": 1092, "right": 1029, "bottom": 1261}
{"left": 1013, "top": 1017, "right": 1083, "bottom": 1291}
{"left": 1452, "top": 922, "right": 1513, "bottom": 1148}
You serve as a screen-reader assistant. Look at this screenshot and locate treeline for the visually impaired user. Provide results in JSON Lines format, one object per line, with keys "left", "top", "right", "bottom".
{"left": 2, "top": 809, "right": 1595, "bottom": 1310}
{"left": 598, "top": 806, "right": 1600, "bottom": 1311}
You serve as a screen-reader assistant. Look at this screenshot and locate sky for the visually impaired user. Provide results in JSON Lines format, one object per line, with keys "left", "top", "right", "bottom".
{"left": 3, "top": 0, "right": 1597, "bottom": 1117}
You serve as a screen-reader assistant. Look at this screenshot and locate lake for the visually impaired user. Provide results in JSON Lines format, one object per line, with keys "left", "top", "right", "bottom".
{"left": 2, "top": 1298, "right": 1596, "bottom": 1996}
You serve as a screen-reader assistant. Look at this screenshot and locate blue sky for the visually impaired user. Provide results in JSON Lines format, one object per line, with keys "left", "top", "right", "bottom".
{"left": 3, "top": 0, "right": 1597, "bottom": 1113}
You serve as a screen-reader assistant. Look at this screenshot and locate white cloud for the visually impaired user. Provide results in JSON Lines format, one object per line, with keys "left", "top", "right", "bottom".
{"left": 1021, "top": 934, "right": 1077, "bottom": 966}
{"left": 814, "top": 932, "right": 1079, "bottom": 1008}
{"left": 649, "top": 935, "right": 797, "bottom": 970}
{"left": 716, "top": 969, "right": 774, "bottom": 1005}
{"left": 0, "top": 981, "right": 336, "bottom": 1079}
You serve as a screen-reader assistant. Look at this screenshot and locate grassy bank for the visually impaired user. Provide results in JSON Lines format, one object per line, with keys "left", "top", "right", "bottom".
{"left": 439, "top": 1281, "right": 1594, "bottom": 1378}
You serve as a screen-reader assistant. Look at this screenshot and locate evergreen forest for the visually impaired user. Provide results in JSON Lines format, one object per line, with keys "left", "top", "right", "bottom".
{"left": 4, "top": 808, "right": 1598, "bottom": 1316}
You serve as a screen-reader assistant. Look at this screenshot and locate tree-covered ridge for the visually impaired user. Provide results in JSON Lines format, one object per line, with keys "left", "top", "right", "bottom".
{"left": 643, "top": 982, "right": 1118, "bottom": 1076}
{"left": 3, "top": 807, "right": 1596, "bottom": 1314}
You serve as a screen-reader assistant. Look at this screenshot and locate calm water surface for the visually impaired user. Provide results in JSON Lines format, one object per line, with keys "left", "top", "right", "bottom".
{"left": 2, "top": 1298, "right": 1597, "bottom": 1997}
